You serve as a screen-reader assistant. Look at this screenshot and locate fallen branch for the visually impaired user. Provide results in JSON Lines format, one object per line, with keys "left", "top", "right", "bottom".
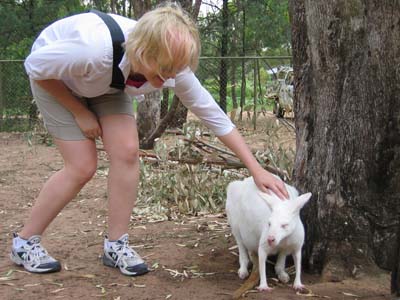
{"left": 279, "top": 118, "right": 295, "bottom": 131}
{"left": 97, "top": 136, "right": 289, "bottom": 179}
{"left": 185, "top": 137, "right": 236, "bottom": 157}
{"left": 185, "top": 137, "right": 289, "bottom": 179}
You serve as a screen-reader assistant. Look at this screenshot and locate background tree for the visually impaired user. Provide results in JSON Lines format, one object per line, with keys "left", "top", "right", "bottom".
{"left": 0, "top": 0, "right": 293, "bottom": 142}
{"left": 163, "top": 0, "right": 202, "bottom": 131}
{"left": 129, "top": 0, "right": 162, "bottom": 148}
{"left": 0, "top": 0, "right": 84, "bottom": 128}
{"left": 290, "top": 0, "right": 400, "bottom": 286}
{"left": 393, "top": 221, "right": 400, "bottom": 296}
{"left": 197, "top": 0, "right": 291, "bottom": 120}
{"left": 139, "top": 0, "right": 202, "bottom": 149}
{"left": 218, "top": 0, "right": 228, "bottom": 112}
{"left": 0, "top": 0, "right": 84, "bottom": 59}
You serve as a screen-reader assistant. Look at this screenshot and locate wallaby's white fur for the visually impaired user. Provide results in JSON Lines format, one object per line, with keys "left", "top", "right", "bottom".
{"left": 226, "top": 176, "right": 311, "bottom": 292}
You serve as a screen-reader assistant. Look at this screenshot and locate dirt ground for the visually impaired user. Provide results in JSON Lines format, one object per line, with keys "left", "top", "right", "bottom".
{"left": 0, "top": 127, "right": 393, "bottom": 300}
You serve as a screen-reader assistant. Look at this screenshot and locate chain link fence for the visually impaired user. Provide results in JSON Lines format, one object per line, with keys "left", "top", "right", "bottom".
{"left": 0, "top": 60, "right": 37, "bottom": 132}
{"left": 0, "top": 56, "right": 292, "bottom": 133}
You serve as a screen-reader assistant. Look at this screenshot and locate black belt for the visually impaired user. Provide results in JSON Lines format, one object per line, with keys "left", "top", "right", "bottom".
{"left": 90, "top": 9, "right": 126, "bottom": 90}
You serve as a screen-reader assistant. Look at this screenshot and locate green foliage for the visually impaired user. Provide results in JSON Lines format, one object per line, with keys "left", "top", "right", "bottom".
{"left": 137, "top": 121, "right": 295, "bottom": 214}
{"left": 139, "top": 160, "right": 237, "bottom": 214}
{"left": 0, "top": 0, "right": 85, "bottom": 59}
{"left": 198, "top": 0, "right": 291, "bottom": 57}
{"left": 0, "top": 0, "right": 292, "bottom": 134}
{"left": 138, "top": 125, "right": 242, "bottom": 214}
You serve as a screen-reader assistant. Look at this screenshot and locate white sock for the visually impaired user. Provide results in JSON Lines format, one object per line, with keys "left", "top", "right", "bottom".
{"left": 13, "top": 235, "right": 28, "bottom": 248}
{"left": 104, "top": 237, "right": 119, "bottom": 250}
{"left": 105, "top": 234, "right": 127, "bottom": 249}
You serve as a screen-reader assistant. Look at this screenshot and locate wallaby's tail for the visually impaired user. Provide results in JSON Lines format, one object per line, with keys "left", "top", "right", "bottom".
{"left": 232, "top": 254, "right": 260, "bottom": 300}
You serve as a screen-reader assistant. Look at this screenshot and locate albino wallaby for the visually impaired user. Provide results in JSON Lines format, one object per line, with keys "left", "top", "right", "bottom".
{"left": 226, "top": 176, "right": 311, "bottom": 292}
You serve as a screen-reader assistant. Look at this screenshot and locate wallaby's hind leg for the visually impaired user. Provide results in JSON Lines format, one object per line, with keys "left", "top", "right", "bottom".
{"left": 234, "top": 233, "right": 250, "bottom": 279}
{"left": 275, "top": 252, "right": 290, "bottom": 283}
{"left": 232, "top": 253, "right": 260, "bottom": 300}
{"left": 292, "top": 248, "right": 304, "bottom": 290}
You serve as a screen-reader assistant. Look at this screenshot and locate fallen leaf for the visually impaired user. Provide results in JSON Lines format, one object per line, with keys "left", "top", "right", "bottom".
{"left": 342, "top": 292, "right": 361, "bottom": 297}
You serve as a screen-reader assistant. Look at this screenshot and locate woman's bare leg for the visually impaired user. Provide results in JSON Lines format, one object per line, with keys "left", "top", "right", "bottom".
{"left": 19, "top": 138, "right": 97, "bottom": 239}
{"left": 99, "top": 114, "right": 140, "bottom": 241}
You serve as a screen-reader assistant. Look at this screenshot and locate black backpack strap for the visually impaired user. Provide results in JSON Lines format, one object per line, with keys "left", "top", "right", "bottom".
{"left": 90, "top": 9, "right": 126, "bottom": 90}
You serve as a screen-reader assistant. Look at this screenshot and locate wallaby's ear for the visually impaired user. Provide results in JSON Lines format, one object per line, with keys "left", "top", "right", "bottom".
{"left": 257, "top": 190, "right": 275, "bottom": 209}
{"left": 294, "top": 192, "right": 312, "bottom": 210}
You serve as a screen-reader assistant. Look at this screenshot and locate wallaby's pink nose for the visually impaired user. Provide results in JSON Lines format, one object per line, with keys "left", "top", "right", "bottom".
{"left": 267, "top": 236, "right": 275, "bottom": 246}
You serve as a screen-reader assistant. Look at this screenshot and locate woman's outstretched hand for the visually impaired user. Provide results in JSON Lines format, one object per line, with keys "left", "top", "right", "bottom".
{"left": 252, "top": 168, "right": 289, "bottom": 200}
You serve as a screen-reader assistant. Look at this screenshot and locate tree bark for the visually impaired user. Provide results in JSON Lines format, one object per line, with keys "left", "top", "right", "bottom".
{"left": 239, "top": 3, "right": 246, "bottom": 121}
{"left": 132, "top": 0, "right": 151, "bottom": 19}
{"left": 160, "top": 88, "right": 169, "bottom": 119}
{"left": 143, "top": 0, "right": 201, "bottom": 131}
{"left": 137, "top": 0, "right": 202, "bottom": 148}
{"left": 290, "top": 0, "right": 400, "bottom": 281}
{"left": 218, "top": 0, "right": 228, "bottom": 113}
{"left": 0, "top": 63, "right": 3, "bottom": 115}
{"left": 133, "top": 0, "right": 162, "bottom": 147}
{"left": 192, "top": 0, "right": 202, "bottom": 18}
{"left": 392, "top": 218, "right": 400, "bottom": 296}
{"left": 170, "top": 0, "right": 201, "bottom": 129}
{"left": 141, "top": 95, "right": 180, "bottom": 149}
{"left": 230, "top": 58, "right": 238, "bottom": 121}
{"left": 138, "top": 90, "right": 161, "bottom": 148}
{"left": 110, "top": 0, "right": 117, "bottom": 13}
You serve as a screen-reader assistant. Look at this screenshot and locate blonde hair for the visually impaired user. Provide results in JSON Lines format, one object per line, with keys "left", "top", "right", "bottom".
{"left": 125, "top": 2, "right": 200, "bottom": 75}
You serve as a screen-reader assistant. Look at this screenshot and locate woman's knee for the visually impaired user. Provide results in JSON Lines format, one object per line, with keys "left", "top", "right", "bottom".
{"left": 65, "top": 157, "right": 97, "bottom": 184}
{"left": 108, "top": 142, "right": 139, "bottom": 165}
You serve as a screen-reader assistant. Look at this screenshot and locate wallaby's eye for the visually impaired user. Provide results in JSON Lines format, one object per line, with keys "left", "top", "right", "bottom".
{"left": 281, "top": 224, "right": 288, "bottom": 229}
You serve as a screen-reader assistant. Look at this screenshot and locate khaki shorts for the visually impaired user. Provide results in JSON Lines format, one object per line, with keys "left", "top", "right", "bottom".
{"left": 31, "top": 81, "right": 134, "bottom": 141}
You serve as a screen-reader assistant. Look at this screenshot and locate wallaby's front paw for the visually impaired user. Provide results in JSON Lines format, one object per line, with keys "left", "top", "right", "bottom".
{"left": 293, "top": 283, "right": 305, "bottom": 291}
{"left": 277, "top": 271, "right": 290, "bottom": 283}
{"left": 257, "top": 284, "right": 273, "bottom": 292}
{"left": 238, "top": 268, "right": 249, "bottom": 279}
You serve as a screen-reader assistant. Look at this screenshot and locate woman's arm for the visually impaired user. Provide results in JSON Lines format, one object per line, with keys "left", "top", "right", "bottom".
{"left": 25, "top": 39, "right": 104, "bottom": 139}
{"left": 35, "top": 79, "right": 102, "bottom": 139}
{"left": 174, "top": 70, "right": 288, "bottom": 199}
{"left": 218, "top": 128, "right": 289, "bottom": 199}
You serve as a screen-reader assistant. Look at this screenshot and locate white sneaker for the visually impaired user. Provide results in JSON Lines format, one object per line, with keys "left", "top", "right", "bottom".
{"left": 10, "top": 233, "right": 61, "bottom": 273}
{"left": 103, "top": 234, "right": 149, "bottom": 276}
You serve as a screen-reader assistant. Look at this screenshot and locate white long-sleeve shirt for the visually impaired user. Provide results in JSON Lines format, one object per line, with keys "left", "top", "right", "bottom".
{"left": 24, "top": 12, "right": 235, "bottom": 136}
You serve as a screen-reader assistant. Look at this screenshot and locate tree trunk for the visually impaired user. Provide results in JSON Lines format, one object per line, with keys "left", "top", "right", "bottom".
{"left": 0, "top": 63, "right": 3, "bottom": 115}
{"left": 160, "top": 88, "right": 169, "bottom": 119}
{"left": 132, "top": 0, "right": 151, "bottom": 19}
{"left": 164, "top": 0, "right": 200, "bottom": 129}
{"left": 110, "top": 0, "right": 117, "bottom": 13}
{"left": 137, "top": 0, "right": 202, "bottom": 147}
{"left": 392, "top": 218, "right": 400, "bottom": 296}
{"left": 137, "top": 90, "right": 161, "bottom": 148}
{"left": 218, "top": 0, "right": 228, "bottom": 113}
{"left": 141, "top": 95, "right": 180, "bottom": 149}
{"left": 132, "top": 1, "right": 161, "bottom": 146}
{"left": 290, "top": 0, "right": 400, "bottom": 282}
{"left": 239, "top": 4, "right": 246, "bottom": 121}
{"left": 230, "top": 58, "right": 238, "bottom": 121}
{"left": 192, "top": 0, "right": 202, "bottom": 18}
{"left": 229, "top": 2, "right": 239, "bottom": 121}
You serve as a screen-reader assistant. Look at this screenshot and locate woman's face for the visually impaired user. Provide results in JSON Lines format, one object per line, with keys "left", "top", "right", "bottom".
{"left": 133, "top": 61, "right": 177, "bottom": 88}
